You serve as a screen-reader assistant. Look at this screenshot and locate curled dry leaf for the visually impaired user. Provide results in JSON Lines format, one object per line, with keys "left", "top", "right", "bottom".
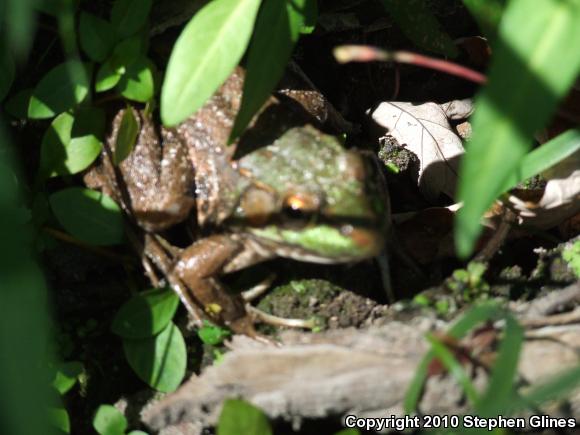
{"left": 506, "top": 151, "right": 580, "bottom": 230}
{"left": 370, "top": 99, "right": 473, "bottom": 202}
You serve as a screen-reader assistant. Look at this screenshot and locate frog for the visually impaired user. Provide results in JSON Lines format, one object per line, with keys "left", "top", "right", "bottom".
{"left": 85, "top": 67, "right": 388, "bottom": 336}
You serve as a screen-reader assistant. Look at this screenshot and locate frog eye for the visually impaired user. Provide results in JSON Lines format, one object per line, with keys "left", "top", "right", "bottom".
{"left": 282, "top": 192, "right": 320, "bottom": 220}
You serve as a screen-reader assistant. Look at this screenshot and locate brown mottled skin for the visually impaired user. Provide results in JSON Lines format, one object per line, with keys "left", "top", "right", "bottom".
{"left": 85, "top": 67, "right": 387, "bottom": 335}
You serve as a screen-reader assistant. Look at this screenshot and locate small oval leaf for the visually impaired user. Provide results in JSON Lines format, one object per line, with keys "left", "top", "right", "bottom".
{"left": 117, "top": 56, "right": 155, "bottom": 102}
{"left": 123, "top": 322, "right": 186, "bottom": 393}
{"left": 79, "top": 12, "right": 115, "bottom": 62}
{"left": 95, "top": 60, "right": 123, "bottom": 92}
{"left": 39, "top": 111, "right": 103, "bottom": 179}
{"left": 111, "top": 0, "right": 153, "bottom": 39}
{"left": 49, "top": 187, "right": 124, "bottom": 246}
{"left": 217, "top": 399, "right": 272, "bottom": 435}
{"left": 93, "top": 405, "right": 127, "bottom": 435}
{"left": 114, "top": 107, "right": 139, "bottom": 165}
{"left": 161, "top": 0, "right": 262, "bottom": 126}
{"left": 28, "top": 61, "right": 89, "bottom": 119}
{"left": 52, "top": 361, "right": 83, "bottom": 395}
{"left": 112, "top": 287, "right": 179, "bottom": 339}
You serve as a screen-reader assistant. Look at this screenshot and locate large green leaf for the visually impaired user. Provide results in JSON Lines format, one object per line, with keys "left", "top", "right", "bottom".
{"left": 111, "top": 287, "right": 179, "bottom": 339}
{"left": 49, "top": 187, "right": 124, "bottom": 246}
{"left": 28, "top": 61, "right": 89, "bottom": 119}
{"left": 123, "top": 322, "right": 187, "bottom": 392}
{"left": 161, "top": 0, "right": 263, "bottom": 126}
{"left": 456, "top": 0, "right": 580, "bottom": 257}
{"left": 229, "top": 0, "right": 306, "bottom": 141}
{"left": 217, "top": 399, "right": 272, "bottom": 435}
{"left": 380, "top": 0, "right": 458, "bottom": 57}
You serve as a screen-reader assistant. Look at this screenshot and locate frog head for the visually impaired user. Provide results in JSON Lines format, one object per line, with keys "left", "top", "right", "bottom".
{"left": 231, "top": 125, "right": 388, "bottom": 263}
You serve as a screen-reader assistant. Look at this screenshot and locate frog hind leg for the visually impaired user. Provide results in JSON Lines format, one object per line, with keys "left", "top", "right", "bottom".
{"left": 173, "top": 235, "right": 257, "bottom": 336}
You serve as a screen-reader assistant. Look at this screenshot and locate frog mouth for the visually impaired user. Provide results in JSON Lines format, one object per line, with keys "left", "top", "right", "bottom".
{"left": 246, "top": 222, "right": 384, "bottom": 263}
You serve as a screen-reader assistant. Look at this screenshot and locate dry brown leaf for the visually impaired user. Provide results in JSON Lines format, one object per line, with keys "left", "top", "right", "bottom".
{"left": 507, "top": 150, "right": 580, "bottom": 229}
{"left": 370, "top": 99, "right": 473, "bottom": 201}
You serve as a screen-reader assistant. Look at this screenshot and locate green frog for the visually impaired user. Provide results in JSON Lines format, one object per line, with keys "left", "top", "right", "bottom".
{"left": 85, "top": 67, "right": 388, "bottom": 336}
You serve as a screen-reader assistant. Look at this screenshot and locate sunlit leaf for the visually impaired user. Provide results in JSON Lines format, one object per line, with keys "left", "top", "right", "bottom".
{"left": 93, "top": 405, "right": 127, "bottom": 435}
{"left": 49, "top": 187, "right": 124, "bottom": 246}
{"left": 79, "top": 12, "right": 115, "bottom": 62}
{"left": 230, "top": 0, "right": 306, "bottom": 141}
{"left": 52, "top": 361, "right": 83, "bottom": 395}
{"left": 301, "top": 0, "right": 318, "bottom": 34}
{"left": 28, "top": 61, "right": 89, "bottom": 119}
{"left": 38, "top": 110, "right": 103, "bottom": 179}
{"left": 95, "top": 60, "right": 123, "bottom": 92}
{"left": 111, "top": 0, "right": 152, "bottom": 39}
{"left": 117, "top": 56, "right": 155, "bottom": 102}
{"left": 197, "top": 321, "right": 231, "bottom": 345}
{"left": 123, "top": 322, "right": 186, "bottom": 392}
{"left": 49, "top": 406, "right": 71, "bottom": 434}
{"left": 161, "top": 0, "right": 262, "bottom": 126}
{"left": 456, "top": 0, "right": 580, "bottom": 257}
{"left": 380, "top": 0, "right": 458, "bottom": 57}
{"left": 217, "top": 399, "right": 272, "bottom": 435}
{"left": 112, "top": 287, "right": 179, "bottom": 339}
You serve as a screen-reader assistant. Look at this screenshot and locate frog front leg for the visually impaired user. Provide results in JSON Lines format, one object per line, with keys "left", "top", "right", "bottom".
{"left": 173, "top": 234, "right": 258, "bottom": 336}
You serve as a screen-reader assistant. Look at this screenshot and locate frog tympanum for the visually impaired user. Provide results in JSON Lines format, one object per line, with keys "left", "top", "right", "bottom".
{"left": 85, "top": 67, "right": 387, "bottom": 336}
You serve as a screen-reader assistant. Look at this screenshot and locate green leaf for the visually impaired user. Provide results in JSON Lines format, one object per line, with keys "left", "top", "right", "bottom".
{"left": 52, "top": 361, "right": 83, "bottom": 395}
{"left": 114, "top": 107, "right": 139, "bottom": 165}
{"left": 123, "top": 322, "right": 187, "bottom": 392}
{"left": 456, "top": 0, "right": 580, "bottom": 258}
{"left": 501, "top": 128, "right": 580, "bottom": 192}
{"left": 110, "top": 35, "right": 145, "bottom": 73}
{"left": 197, "top": 321, "right": 231, "bottom": 345}
{"left": 112, "top": 287, "right": 179, "bottom": 339}
{"left": 217, "top": 399, "right": 273, "bottom": 435}
{"left": 49, "top": 406, "right": 71, "bottom": 434}
{"left": 38, "top": 110, "right": 103, "bottom": 179}
{"left": 111, "top": 0, "right": 153, "bottom": 39}
{"left": 523, "top": 363, "right": 580, "bottom": 408}
{"left": 4, "top": 88, "right": 32, "bottom": 119}
{"left": 301, "top": 0, "right": 318, "bottom": 34}
{"left": 49, "top": 187, "right": 124, "bottom": 246}
{"left": 0, "top": 48, "right": 15, "bottom": 101}
{"left": 229, "top": 0, "right": 305, "bottom": 141}
{"left": 28, "top": 60, "right": 90, "bottom": 119}
{"left": 93, "top": 404, "right": 127, "bottom": 435}
{"left": 79, "top": 12, "right": 115, "bottom": 62}
{"left": 380, "top": 0, "right": 458, "bottom": 57}
{"left": 461, "top": 0, "right": 506, "bottom": 40}
{"left": 161, "top": 0, "right": 263, "bottom": 126}
{"left": 96, "top": 59, "right": 123, "bottom": 92}
{"left": 426, "top": 333, "right": 479, "bottom": 404}
{"left": 117, "top": 56, "right": 155, "bottom": 102}
{"left": 475, "top": 315, "right": 523, "bottom": 416}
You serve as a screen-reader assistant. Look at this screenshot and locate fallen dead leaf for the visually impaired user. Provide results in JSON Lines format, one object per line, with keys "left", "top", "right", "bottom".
{"left": 370, "top": 99, "right": 473, "bottom": 202}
